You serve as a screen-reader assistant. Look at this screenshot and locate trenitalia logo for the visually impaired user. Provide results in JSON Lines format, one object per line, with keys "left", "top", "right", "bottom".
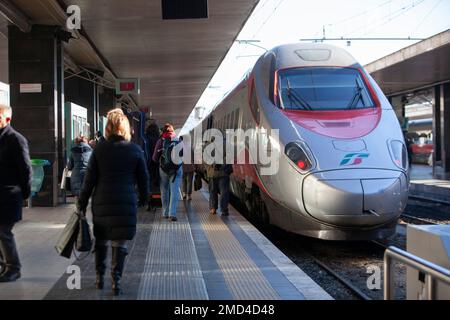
{"left": 340, "top": 153, "right": 369, "bottom": 166}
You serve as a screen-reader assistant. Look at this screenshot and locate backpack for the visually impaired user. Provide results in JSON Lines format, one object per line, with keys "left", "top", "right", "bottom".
{"left": 160, "top": 138, "right": 182, "bottom": 177}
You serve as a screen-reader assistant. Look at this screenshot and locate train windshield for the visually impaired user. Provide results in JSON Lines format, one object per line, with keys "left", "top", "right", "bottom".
{"left": 277, "top": 67, "right": 375, "bottom": 111}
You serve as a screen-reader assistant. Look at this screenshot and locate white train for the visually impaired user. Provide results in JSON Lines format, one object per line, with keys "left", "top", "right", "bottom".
{"left": 191, "top": 43, "right": 409, "bottom": 240}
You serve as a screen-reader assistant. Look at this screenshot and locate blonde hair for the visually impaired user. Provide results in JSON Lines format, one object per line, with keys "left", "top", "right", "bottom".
{"left": 105, "top": 108, "right": 131, "bottom": 141}
{"left": 0, "top": 104, "right": 12, "bottom": 118}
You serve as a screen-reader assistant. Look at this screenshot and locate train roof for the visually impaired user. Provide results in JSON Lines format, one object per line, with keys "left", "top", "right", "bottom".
{"left": 268, "top": 43, "right": 360, "bottom": 69}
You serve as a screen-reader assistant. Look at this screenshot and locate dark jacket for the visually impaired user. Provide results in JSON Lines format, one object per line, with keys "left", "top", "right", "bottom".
{"left": 78, "top": 135, "right": 149, "bottom": 240}
{"left": 0, "top": 125, "right": 32, "bottom": 225}
{"left": 146, "top": 134, "right": 160, "bottom": 188}
{"left": 67, "top": 142, "right": 92, "bottom": 196}
{"left": 205, "top": 140, "right": 233, "bottom": 179}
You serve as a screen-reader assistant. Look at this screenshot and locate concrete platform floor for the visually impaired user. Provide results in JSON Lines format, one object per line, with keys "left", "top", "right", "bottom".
{"left": 0, "top": 189, "right": 331, "bottom": 300}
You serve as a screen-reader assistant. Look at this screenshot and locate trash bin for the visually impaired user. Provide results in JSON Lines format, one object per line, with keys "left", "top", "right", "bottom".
{"left": 30, "top": 159, "right": 50, "bottom": 196}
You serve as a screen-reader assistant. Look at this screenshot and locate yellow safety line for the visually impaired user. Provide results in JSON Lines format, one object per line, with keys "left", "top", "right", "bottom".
{"left": 191, "top": 192, "right": 279, "bottom": 300}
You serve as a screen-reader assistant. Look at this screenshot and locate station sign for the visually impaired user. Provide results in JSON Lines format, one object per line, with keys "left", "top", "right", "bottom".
{"left": 115, "top": 78, "right": 140, "bottom": 95}
{"left": 20, "top": 83, "right": 42, "bottom": 93}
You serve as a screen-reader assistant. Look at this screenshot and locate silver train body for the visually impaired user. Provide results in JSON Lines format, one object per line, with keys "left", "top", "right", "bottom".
{"left": 191, "top": 43, "right": 409, "bottom": 240}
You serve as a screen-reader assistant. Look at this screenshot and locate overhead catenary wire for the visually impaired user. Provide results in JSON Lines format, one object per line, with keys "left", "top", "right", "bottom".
{"left": 352, "top": 0, "right": 428, "bottom": 37}
{"left": 251, "top": 0, "right": 286, "bottom": 39}
{"left": 329, "top": 0, "right": 394, "bottom": 27}
{"left": 411, "top": 0, "right": 444, "bottom": 35}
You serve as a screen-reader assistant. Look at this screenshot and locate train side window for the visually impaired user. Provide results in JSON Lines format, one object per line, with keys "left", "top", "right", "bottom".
{"left": 250, "top": 81, "right": 260, "bottom": 124}
{"left": 226, "top": 113, "right": 231, "bottom": 130}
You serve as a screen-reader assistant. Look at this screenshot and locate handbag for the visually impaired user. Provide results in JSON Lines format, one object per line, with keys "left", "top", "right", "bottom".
{"left": 194, "top": 172, "right": 203, "bottom": 191}
{"left": 76, "top": 214, "right": 92, "bottom": 252}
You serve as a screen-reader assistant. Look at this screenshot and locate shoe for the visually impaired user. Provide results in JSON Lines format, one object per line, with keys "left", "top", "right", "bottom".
{"left": 0, "top": 268, "right": 21, "bottom": 282}
{"left": 111, "top": 247, "right": 128, "bottom": 296}
{"left": 221, "top": 211, "right": 229, "bottom": 217}
{"left": 94, "top": 245, "right": 108, "bottom": 290}
{"left": 187, "top": 194, "right": 192, "bottom": 201}
{"left": 163, "top": 215, "right": 169, "bottom": 219}
{"left": 182, "top": 193, "right": 187, "bottom": 200}
{"left": 169, "top": 216, "right": 178, "bottom": 222}
{"left": 0, "top": 236, "right": 21, "bottom": 283}
{"left": 209, "top": 209, "right": 217, "bottom": 215}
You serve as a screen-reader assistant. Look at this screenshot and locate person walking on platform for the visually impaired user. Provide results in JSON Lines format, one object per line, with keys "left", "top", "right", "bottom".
{"left": 77, "top": 108, "right": 149, "bottom": 296}
{"left": 206, "top": 138, "right": 233, "bottom": 216}
{"left": 0, "top": 104, "right": 32, "bottom": 283}
{"left": 152, "top": 124, "right": 182, "bottom": 221}
{"left": 67, "top": 136, "right": 92, "bottom": 200}
{"left": 145, "top": 122, "right": 161, "bottom": 211}
{"left": 180, "top": 136, "right": 195, "bottom": 201}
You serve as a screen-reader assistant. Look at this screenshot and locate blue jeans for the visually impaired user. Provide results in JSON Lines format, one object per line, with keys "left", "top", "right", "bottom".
{"left": 159, "top": 167, "right": 182, "bottom": 217}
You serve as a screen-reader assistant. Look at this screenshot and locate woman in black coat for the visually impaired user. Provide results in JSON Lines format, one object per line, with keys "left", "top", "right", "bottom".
{"left": 77, "top": 108, "right": 149, "bottom": 296}
{"left": 67, "top": 136, "right": 92, "bottom": 198}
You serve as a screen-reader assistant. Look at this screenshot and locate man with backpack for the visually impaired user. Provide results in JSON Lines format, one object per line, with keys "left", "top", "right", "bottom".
{"left": 152, "top": 124, "right": 183, "bottom": 222}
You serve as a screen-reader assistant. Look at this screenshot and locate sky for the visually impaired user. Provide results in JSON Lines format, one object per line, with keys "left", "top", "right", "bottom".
{"left": 180, "top": 0, "right": 450, "bottom": 134}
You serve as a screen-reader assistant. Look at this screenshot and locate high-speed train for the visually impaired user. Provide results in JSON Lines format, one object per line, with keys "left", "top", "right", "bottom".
{"left": 190, "top": 43, "right": 409, "bottom": 240}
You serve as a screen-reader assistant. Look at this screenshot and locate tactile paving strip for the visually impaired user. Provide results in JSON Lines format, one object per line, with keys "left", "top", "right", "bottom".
{"left": 191, "top": 191, "right": 280, "bottom": 300}
{"left": 137, "top": 201, "right": 208, "bottom": 300}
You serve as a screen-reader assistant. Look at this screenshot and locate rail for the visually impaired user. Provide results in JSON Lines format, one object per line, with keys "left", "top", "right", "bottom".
{"left": 384, "top": 246, "right": 450, "bottom": 300}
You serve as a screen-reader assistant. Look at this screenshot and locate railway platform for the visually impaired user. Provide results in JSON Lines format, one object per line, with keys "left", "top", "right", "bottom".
{"left": 0, "top": 186, "right": 331, "bottom": 301}
{"left": 409, "top": 164, "right": 450, "bottom": 203}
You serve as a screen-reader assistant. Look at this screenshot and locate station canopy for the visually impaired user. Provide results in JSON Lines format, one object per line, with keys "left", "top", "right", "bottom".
{"left": 366, "top": 29, "right": 450, "bottom": 96}
{"left": 0, "top": 0, "right": 259, "bottom": 128}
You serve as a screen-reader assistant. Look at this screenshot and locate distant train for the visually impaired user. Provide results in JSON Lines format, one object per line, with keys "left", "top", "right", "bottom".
{"left": 191, "top": 43, "right": 410, "bottom": 240}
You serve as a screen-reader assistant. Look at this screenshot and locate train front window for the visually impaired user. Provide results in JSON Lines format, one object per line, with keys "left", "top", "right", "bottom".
{"left": 277, "top": 67, "right": 375, "bottom": 111}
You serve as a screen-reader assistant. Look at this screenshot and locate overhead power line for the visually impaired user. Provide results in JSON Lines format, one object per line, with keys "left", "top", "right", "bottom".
{"left": 329, "top": 0, "right": 394, "bottom": 27}
{"left": 353, "top": 0, "right": 427, "bottom": 36}
{"left": 299, "top": 37, "right": 425, "bottom": 41}
{"left": 411, "top": 0, "right": 443, "bottom": 34}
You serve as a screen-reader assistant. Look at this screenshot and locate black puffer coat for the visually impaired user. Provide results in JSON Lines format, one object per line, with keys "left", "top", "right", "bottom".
{"left": 67, "top": 142, "right": 92, "bottom": 196}
{"left": 78, "top": 135, "right": 149, "bottom": 240}
{"left": 0, "top": 125, "right": 32, "bottom": 225}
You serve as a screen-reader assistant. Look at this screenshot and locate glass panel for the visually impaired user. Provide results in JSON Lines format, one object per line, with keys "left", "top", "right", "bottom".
{"left": 277, "top": 67, "right": 375, "bottom": 111}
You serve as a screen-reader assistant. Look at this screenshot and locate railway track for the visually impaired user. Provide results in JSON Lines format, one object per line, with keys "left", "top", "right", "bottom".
{"left": 401, "top": 212, "right": 439, "bottom": 225}
{"left": 408, "top": 195, "right": 450, "bottom": 206}
{"left": 300, "top": 248, "right": 374, "bottom": 300}
{"left": 230, "top": 195, "right": 450, "bottom": 300}
{"left": 403, "top": 195, "right": 450, "bottom": 225}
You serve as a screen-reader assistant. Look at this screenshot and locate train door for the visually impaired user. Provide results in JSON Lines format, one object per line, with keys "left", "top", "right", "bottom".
{"left": 0, "top": 82, "right": 9, "bottom": 105}
{"left": 64, "top": 102, "right": 89, "bottom": 160}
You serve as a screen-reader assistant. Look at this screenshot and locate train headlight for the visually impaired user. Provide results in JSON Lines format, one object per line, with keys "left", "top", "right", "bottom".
{"left": 388, "top": 140, "right": 408, "bottom": 170}
{"left": 285, "top": 142, "right": 314, "bottom": 172}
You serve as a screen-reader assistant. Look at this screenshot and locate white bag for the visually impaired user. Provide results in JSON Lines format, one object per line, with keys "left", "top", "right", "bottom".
{"left": 60, "top": 167, "right": 72, "bottom": 190}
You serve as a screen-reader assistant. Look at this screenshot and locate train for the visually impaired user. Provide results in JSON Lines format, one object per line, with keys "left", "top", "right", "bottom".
{"left": 190, "top": 43, "right": 410, "bottom": 240}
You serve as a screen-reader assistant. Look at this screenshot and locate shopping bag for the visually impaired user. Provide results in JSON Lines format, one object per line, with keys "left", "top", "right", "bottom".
{"left": 55, "top": 211, "right": 80, "bottom": 258}
{"left": 60, "top": 167, "right": 68, "bottom": 190}
{"left": 76, "top": 215, "right": 92, "bottom": 252}
{"left": 65, "top": 170, "right": 72, "bottom": 192}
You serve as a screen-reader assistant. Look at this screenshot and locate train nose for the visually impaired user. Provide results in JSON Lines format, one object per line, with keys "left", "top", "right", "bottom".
{"left": 302, "top": 169, "right": 408, "bottom": 227}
